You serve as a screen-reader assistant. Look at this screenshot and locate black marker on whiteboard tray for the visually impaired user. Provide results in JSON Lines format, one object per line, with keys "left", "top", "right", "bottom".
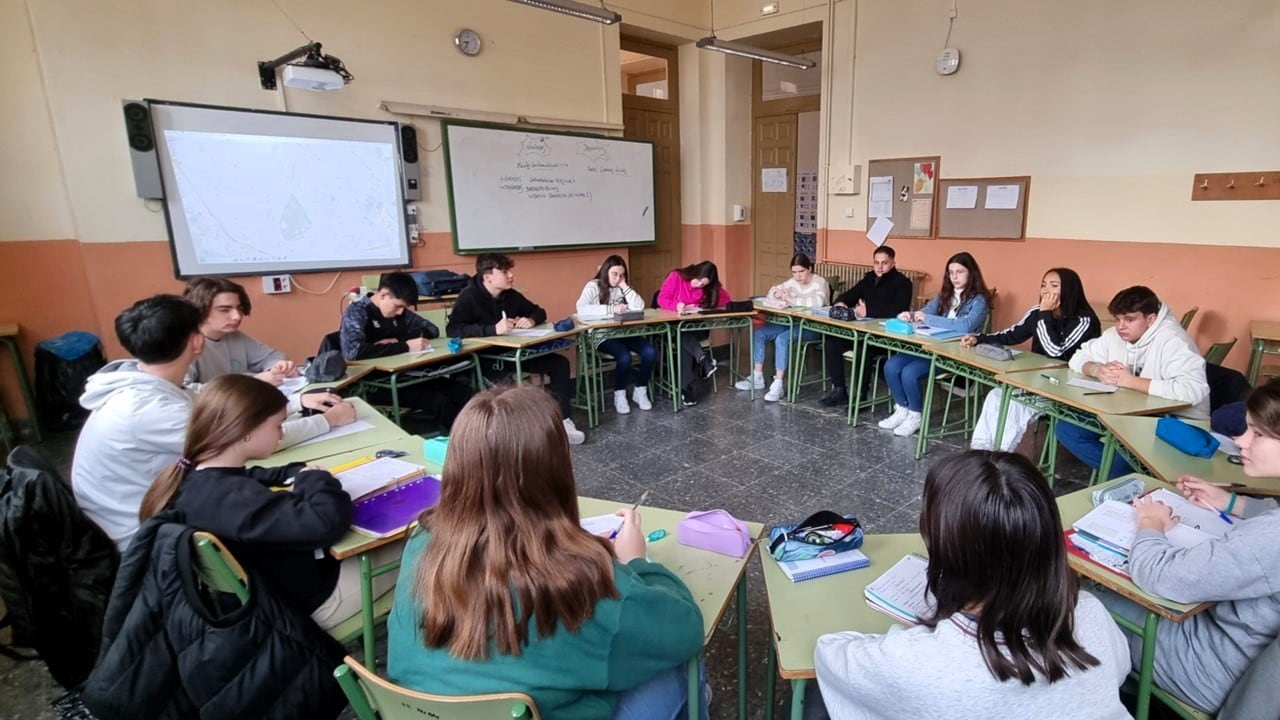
{"left": 642, "top": 205, "right": 649, "bottom": 216}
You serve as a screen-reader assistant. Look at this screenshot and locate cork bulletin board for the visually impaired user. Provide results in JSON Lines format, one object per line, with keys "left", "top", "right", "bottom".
{"left": 935, "top": 176, "right": 1031, "bottom": 240}
{"left": 866, "top": 156, "right": 940, "bottom": 238}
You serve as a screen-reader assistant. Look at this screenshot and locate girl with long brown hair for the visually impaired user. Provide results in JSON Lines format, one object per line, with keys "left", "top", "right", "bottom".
{"left": 656, "top": 261, "right": 733, "bottom": 406}
{"left": 386, "top": 385, "right": 705, "bottom": 719}
{"left": 138, "top": 374, "right": 354, "bottom": 626}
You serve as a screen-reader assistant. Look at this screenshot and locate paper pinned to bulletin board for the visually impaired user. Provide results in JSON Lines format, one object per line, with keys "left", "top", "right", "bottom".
{"left": 866, "top": 156, "right": 940, "bottom": 238}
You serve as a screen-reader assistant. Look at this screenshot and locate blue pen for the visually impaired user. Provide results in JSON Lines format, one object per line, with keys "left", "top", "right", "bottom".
{"left": 1217, "top": 509, "right": 1234, "bottom": 525}
{"left": 610, "top": 489, "right": 651, "bottom": 540}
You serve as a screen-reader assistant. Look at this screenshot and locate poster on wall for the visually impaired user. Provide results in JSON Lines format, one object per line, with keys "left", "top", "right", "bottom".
{"left": 913, "top": 162, "right": 935, "bottom": 195}
{"left": 795, "top": 170, "right": 818, "bottom": 233}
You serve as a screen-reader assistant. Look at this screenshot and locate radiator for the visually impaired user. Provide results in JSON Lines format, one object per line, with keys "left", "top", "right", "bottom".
{"left": 815, "top": 262, "right": 929, "bottom": 309}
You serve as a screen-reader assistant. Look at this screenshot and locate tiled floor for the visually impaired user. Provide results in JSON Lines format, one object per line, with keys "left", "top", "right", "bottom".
{"left": 0, "top": 369, "right": 1095, "bottom": 719}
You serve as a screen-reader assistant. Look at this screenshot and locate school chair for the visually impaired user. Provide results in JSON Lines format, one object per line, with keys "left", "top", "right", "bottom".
{"left": 335, "top": 655, "right": 541, "bottom": 720}
{"left": 1142, "top": 630, "right": 1280, "bottom": 720}
{"left": 790, "top": 334, "right": 827, "bottom": 398}
{"left": 1180, "top": 306, "right": 1199, "bottom": 330}
{"left": 1204, "top": 338, "right": 1237, "bottom": 366}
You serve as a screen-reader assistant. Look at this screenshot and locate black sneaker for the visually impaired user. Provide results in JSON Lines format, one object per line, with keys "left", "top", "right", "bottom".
{"left": 681, "top": 388, "right": 698, "bottom": 407}
{"left": 819, "top": 387, "right": 849, "bottom": 407}
{"left": 698, "top": 355, "right": 718, "bottom": 380}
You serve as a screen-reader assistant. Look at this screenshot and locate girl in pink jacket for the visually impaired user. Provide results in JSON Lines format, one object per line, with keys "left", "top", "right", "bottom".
{"left": 657, "top": 261, "right": 732, "bottom": 406}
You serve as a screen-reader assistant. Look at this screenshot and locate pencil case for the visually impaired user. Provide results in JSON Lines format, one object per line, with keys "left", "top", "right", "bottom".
{"left": 677, "top": 510, "right": 753, "bottom": 558}
{"left": 884, "top": 319, "right": 914, "bottom": 335}
{"left": 1156, "top": 416, "right": 1219, "bottom": 458}
{"left": 423, "top": 436, "right": 449, "bottom": 467}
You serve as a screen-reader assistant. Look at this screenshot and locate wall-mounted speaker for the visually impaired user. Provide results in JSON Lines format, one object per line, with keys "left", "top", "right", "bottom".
{"left": 400, "top": 124, "right": 421, "bottom": 201}
{"left": 122, "top": 100, "right": 163, "bottom": 199}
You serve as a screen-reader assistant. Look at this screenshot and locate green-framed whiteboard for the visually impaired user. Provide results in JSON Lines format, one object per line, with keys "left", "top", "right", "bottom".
{"left": 441, "top": 121, "right": 657, "bottom": 254}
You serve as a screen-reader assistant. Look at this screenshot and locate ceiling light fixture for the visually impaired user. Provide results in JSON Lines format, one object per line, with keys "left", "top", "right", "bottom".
{"left": 695, "top": 36, "right": 816, "bottom": 69}
{"left": 258, "top": 42, "right": 353, "bottom": 91}
{"left": 508, "top": 0, "right": 621, "bottom": 25}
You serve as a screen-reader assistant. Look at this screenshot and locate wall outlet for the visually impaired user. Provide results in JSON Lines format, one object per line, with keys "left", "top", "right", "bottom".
{"left": 844, "top": 207, "right": 855, "bottom": 218}
{"left": 263, "top": 275, "right": 292, "bottom": 294}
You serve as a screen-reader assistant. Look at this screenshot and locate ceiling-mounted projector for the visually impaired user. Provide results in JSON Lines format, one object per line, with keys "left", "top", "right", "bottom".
{"left": 282, "top": 64, "right": 345, "bottom": 91}
{"left": 259, "top": 42, "right": 354, "bottom": 91}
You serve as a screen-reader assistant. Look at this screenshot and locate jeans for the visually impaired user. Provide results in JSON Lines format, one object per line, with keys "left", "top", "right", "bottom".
{"left": 753, "top": 323, "right": 818, "bottom": 373}
{"left": 1054, "top": 420, "right": 1133, "bottom": 479}
{"left": 882, "top": 354, "right": 931, "bottom": 411}
{"left": 598, "top": 337, "right": 656, "bottom": 391}
{"left": 613, "top": 660, "right": 708, "bottom": 720}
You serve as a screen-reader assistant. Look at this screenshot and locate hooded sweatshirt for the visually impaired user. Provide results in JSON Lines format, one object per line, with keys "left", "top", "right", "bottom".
{"left": 1067, "top": 303, "right": 1210, "bottom": 419}
{"left": 73, "top": 360, "right": 329, "bottom": 551}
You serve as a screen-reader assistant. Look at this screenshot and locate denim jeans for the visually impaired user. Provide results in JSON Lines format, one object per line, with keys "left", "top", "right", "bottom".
{"left": 613, "top": 660, "right": 708, "bottom": 720}
{"left": 753, "top": 322, "right": 818, "bottom": 373}
{"left": 882, "top": 354, "right": 931, "bottom": 411}
{"left": 1054, "top": 419, "right": 1133, "bottom": 479}
{"left": 598, "top": 336, "right": 657, "bottom": 391}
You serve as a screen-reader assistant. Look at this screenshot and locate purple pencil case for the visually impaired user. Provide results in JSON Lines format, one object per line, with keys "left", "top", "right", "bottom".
{"left": 677, "top": 509, "right": 753, "bottom": 558}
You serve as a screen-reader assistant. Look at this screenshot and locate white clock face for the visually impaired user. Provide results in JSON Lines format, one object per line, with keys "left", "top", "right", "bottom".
{"left": 455, "top": 29, "right": 481, "bottom": 57}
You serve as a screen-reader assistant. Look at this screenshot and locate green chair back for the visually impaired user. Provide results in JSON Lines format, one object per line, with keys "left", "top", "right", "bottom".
{"left": 192, "top": 531, "right": 249, "bottom": 604}
{"left": 416, "top": 308, "right": 451, "bottom": 333}
{"left": 335, "top": 656, "right": 540, "bottom": 720}
{"left": 1204, "top": 337, "right": 1237, "bottom": 366}
{"left": 1180, "top": 305, "right": 1199, "bottom": 330}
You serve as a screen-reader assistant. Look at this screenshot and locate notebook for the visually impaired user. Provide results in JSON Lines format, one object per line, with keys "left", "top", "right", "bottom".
{"left": 581, "top": 514, "right": 624, "bottom": 536}
{"left": 351, "top": 475, "right": 442, "bottom": 538}
{"left": 1066, "top": 377, "right": 1118, "bottom": 393}
{"left": 334, "top": 457, "right": 427, "bottom": 499}
{"left": 912, "top": 325, "right": 962, "bottom": 340}
{"left": 778, "top": 550, "right": 870, "bottom": 582}
{"left": 864, "top": 553, "right": 935, "bottom": 625}
{"left": 1071, "top": 496, "right": 1221, "bottom": 553}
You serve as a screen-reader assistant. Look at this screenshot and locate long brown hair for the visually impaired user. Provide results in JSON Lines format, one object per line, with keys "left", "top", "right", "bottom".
{"left": 1246, "top": 378, "right": 1280, "bottom": 439}
{"left": 677, "top": 261, "right": 722, "bottom": 308}
{"left": 592, "top": 254, "right": 629, "bottom": 307}
{"left": 139, "top": 374, "right": 286, "bottom": 521}
{"left": 919, "top": 451, "right": 1100, "bottom": 685}
{"left": 414, "top": 385, "right": 617, "bottom": 659}
{"left": 935, "top": 251, "right": 990, "bottom": 313}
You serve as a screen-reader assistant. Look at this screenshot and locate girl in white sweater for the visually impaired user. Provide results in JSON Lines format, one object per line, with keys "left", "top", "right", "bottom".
{"left": 576, "top": 255, "right": 654, "bottom": 414}
{"left": 814, "top": 451, "right": 1131, "bottom": 720}
{"left": 735, "top": 253, "right": 829, "bottom": 402}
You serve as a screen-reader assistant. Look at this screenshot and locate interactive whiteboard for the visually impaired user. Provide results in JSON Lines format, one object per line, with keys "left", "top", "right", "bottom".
{"left": 442, "top": 122, "right": 656, "bottom": 253}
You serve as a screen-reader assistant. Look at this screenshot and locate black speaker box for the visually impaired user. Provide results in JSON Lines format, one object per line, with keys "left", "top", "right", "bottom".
{"left": 400, "top": 124, "right": 421, "bottom": 201}
{"left": 121, "top": 100, "right": 163, "bottom": 199}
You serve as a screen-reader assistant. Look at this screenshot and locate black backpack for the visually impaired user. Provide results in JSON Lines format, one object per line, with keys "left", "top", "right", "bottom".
{"left": 34, "top": 331, "right": 106, "bottom": 432}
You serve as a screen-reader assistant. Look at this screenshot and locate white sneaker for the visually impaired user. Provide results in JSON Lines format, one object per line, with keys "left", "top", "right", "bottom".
{"left": 632, "top": 386, "right": 652, "bottom": 410}
{"left": 764, "top": 378, "right": 785, "bottom": 402}
{"left": 613, "top": 390, "right": 631, "bottom": 415}
{"left": 735, "top": 374, "right": 765, "bottom": 391}
{"left": 878, "top": 404, "right": 910, "bottom": 430}
{"left": 893, "top": 411, "right": 923, "bottom": 437}
{"left": 562, "top": 418, "right": 585, "bottom": 445}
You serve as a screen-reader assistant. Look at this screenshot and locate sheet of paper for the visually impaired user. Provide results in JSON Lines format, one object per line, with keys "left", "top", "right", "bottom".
{"left": 865, "top": 554, "right": 934, "bottom": 622}
{"left": 279, "top": 376, "right": 309, "bottom": 396}
{"left": 1148, "top": 488, "right": 1233, "bottom": 538}
{"left": 335, "top": 457, "right": 426, "bottom": 499}
{"left": 945, "top": 185, "right": 978, "bottom": 209}
{"left": 761, "top": 167, "right": 787, "bottom": 193}
{"left": 866, "top": 216, "right": 894, "bottom": 246}
{"left": 290, "top": 419, "right": 375, "bottom": 448}
{"left": 869, "top": 176, "right": 893, "bottom": 218}
{"left": 1067, "top": 377, "right": 1118, "bottom": 393}
{"left": 1074, "top": 499, "right": 1218, "bottom": 551}
{"left": 984, "top": 184, "right": 1020, "bottom": 210}
{"left": 909, "top": 198, "right": 931, "bottom": 230}
{"left": 1212, "top": 432, "right": 1241, "bottom": 457}
{"left": 410, "top": 344, "right": 435, "bottom": 355}
{"left": 507, "top": 328, "right": 554, "bottom": 337}
{"left": 580, "top": 514, "right": 624, "bottom": 536}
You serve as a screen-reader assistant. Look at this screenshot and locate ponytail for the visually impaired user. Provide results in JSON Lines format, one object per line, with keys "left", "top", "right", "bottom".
{"left": 140, "top": 460, "right": 189, "bottom": 521}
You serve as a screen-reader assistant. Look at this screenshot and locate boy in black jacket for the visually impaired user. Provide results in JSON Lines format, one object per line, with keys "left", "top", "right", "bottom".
{"left": 339, "top": 272, "right": 474, "bottom": 430}
{"left": 819, "top": 246, "right": 914, "bottom": 407}
{"left": 446, "top": 253, "right": 584, "bottom": 444}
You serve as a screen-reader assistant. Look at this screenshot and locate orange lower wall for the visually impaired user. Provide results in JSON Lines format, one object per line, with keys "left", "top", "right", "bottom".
{"left": 820, "top": 230, "right": 1279, "bottom": 373}
{"left": 0, "top": 235, "right": 625, "bottom": 423}
{"left": 680, "top": 224, "right": 752, "bottom": 300}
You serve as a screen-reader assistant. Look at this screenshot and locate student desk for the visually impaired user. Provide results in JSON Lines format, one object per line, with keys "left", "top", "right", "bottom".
{"left": 760, "top": 533, "right": 928, "bottom": 720}
{"left": 851, "top": 325, "right": 954, "bottom": 456}
{"left": 1057, "top": 480, "right": 1212, "bottom": 720}
{"left": 748, "top": 304, "right": 838, "bottom": 402}
{"left": 1246, "top": 320, "right": 1280, "bottom": 385}
{"left": 258, "top": 397, "right": 409, "bottom": 467}
{"left": 667, "top": 309, "right": 755, "bottom": 411}
{"left": 350, "top": 340, "right": 488, "bottom": 426}
{"left": 574, "top": 310, "right": 681, "bottom": 422}
{"left": 1098, "top": 414, "right": 1280, "bottom": 496}
{"left": 471, "top": 324, "right": 582, "bottom": 391}
{"left": 0, "top": 322, "right": 40, "bottom": 450}
{"left": 918, "top": 345, "right": 1067, "bottom": 458}
{"left": 299, "top": 364, "right": 374, "bottom": 395}
{"left": 992, "top": 368, "right": 1192, "bottom": 483}
{"left": 325, "top": 435, "right": 438, "bottom": 664}
{"left": 578, "top": 497, "right": 763, "bottom": 720}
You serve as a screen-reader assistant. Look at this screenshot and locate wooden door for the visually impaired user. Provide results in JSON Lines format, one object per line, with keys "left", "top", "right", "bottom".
{"left": 752, "top": 114, "right": 797, "bottom": 294}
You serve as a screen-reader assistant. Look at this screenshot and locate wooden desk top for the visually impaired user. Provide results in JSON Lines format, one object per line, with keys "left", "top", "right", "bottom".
{"left": 327, "top": 435, "right": 439, "bottom": 560}
{"left": 996, "top": 367, "right": 1191, "bottom": 418}
{"left": 576, "top": 308, "right": 686, "bottom": 329}
{"left": 1098, "top": 414, "right": 1280, "bottom": 496}
{"left": 255, "top": 397, "right": 409, "bottom": 467}
{"left": 0, "top": 323, "right": 17, "bottom": 338}
{"left": 859, "top": 321, "right": 954, "bottom": 347}
{"left": 762, "top": 533, "right": 928, "bottom": 679}
{"left": 474, "top": 323, "right": 584, "bottom": 349}
{"left": 578, "top": 497, "right": 764, "bottom": 645}
{"left": 300, "top": 364, "right": 374, "bottom": 392}
{"left": 351, "top": 339, "right": 490, "bottom": 373}
{"left": 1250, "top": 320, "right": 1280, "bottom": 343}
{"left": 930, "top": 344, "right": 1068, "bottom": 375}
{"left": 1056, "top": 481, "right": 1209, "bottom": 621}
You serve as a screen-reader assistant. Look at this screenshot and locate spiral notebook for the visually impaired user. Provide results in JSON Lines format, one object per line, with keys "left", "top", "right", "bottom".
{"left": 777, "top": 550, "right": 870, "bottom": 582}
{"left": 351, "top": 475, "right": 442, "bottom": 538}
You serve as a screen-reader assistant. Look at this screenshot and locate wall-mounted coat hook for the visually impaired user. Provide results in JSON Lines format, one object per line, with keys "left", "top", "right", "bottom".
{"left": 1257, "top": 176, "right": 1267, "bottom": 187}
{"left": 1200, "top": 178, "right": 1210, "bottom": 189}
{"left": 1227, "top": 177, "right": 1236, "bottom": 189}
{"left": 1191, "top": 170, "right": 1280, "bottom": 201}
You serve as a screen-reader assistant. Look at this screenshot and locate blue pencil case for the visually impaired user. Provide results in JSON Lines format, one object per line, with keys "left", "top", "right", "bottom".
{"left": 1155, "top": 416, "right": 1219, "bottom": 458}
{"left": 884, "top": 319, "right": 914, "bottom": 335}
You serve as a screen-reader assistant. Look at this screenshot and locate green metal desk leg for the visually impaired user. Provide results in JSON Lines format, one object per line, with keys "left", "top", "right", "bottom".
{"left": 1, "top": 337, "right": 41, "bottom": 442}
{"left": 688, "top": 652, "right": 702, "bottom": 720}
{"left": 916, "top": 356, "right": 940, "bottom": 460}
{"left": 992, "top": 384, "right": 1013, "bottom": 449}
{"left": 1096, "top": 432, "right": 1119, "bottom": 486}
{"left": 667, "top": 327, "right": 680, "bottom": 412}
{"left": 360, "top": 553, "right": 376, "bottom": 665}
{"left": 745, "top": 325, "right": 754, "bottom": 401}
{"left": 851, "top": 339, "right": 870, "bottom": 426}
{"left": 1136, "top": 612, "right": 1157, "bottom": 720}
{"left": 764, "top": 642, "right": 777, "bottom": 720}
{"left": 737, "top": 578, "right": 747, "bottom": 720}
{"left": 790, "top": 678, "right": 807, "bottom": 720}
{"left": 675, "top": 330, "right": 686, "bottom": 411}
{"left": 388, "top": 373, "right": 403, "bottom": 426}
{"left": 1247, "top": 338, "right": 1264, "bottom": 386}
{"left": 514, "top": 350, "right": 524, "bottom": 387}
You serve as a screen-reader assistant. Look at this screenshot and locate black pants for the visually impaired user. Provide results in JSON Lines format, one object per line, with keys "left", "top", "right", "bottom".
{"left": 481, "top": 352, "right": 574, "bottom": 420}
{"left": 822, "top": 338, "right": 886, "bottom": 392}
{"left": 678, "top": 330, "right": 710, "bottom": 391}
{"left": 366, "top": 377, "right": 474, "bottom": 430}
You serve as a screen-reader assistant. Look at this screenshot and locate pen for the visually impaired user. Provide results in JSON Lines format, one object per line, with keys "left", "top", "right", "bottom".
{"left": 610, "top": 489, "right": 651, "bottom": 540}
{"left": 1040, "top": 373, "right": 1060, "bottom": 385}
{"left": 1082, "top": 391, "right": 1109, "bottom": 396}
{"left": 1217, "top": 509, "right": 1234, "bottom": 525}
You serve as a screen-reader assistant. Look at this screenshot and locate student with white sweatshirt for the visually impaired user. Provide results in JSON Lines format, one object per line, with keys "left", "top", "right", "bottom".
{"left": 576, "top": 255, "right": 654, "bottom": 415}
{"left": 1055, "top": 286, "right": 1210, "bottom": 479}
{"left": 735, "top": 253, "right": 829, "bottom": 402}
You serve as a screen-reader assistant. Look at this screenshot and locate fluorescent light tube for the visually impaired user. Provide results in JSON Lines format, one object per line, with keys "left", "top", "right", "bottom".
{"left": 508, "top": 0, "right": 622, "bottom": 25}
{"left": 695, "top": 36, "right": 816, "bottom": 69}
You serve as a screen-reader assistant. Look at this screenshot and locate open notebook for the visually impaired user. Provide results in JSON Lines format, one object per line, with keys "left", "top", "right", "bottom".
{"left": 864, "top": 553, "right": 934, "bottom": 625}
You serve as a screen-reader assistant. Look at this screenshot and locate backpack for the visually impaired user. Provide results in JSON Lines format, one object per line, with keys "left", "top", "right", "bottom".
{"left": 411, "top": 269, "right": 469, "bottom": 297}
{"left": 34, "top": 331, "right": 106, "bottom": 432}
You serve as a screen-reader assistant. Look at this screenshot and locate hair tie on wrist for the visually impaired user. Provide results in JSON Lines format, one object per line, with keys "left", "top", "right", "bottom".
{"left": 176, "top": 456, "right": 194, "bottom": 471}
{"left": 1225, "top": 492, "right": 1237, "bottom": 515}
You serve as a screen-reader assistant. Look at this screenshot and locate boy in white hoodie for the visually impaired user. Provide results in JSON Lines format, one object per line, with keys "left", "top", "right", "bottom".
{"left": 1055, "top": 286, "right": 1209, "bottom": 479}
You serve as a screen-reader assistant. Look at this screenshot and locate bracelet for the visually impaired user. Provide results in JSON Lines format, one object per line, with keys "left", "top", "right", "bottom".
{"left": 1225, "top": 492, "right": 1237, "bottom": 515}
